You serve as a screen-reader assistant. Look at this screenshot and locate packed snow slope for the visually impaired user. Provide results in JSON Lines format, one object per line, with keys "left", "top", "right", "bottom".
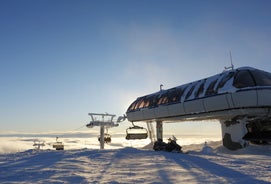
{"left": 0, "top": 142, "right": 270, "bottom": 184}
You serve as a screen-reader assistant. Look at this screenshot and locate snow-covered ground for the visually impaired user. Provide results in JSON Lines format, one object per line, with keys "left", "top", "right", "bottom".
{"left": 0, "top": 133, "right": 270, "bottom": 183}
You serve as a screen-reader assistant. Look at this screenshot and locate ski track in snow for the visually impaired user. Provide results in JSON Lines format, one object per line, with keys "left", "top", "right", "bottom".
{"left": 0, "top": 143, "right": 270, "bottom": 184}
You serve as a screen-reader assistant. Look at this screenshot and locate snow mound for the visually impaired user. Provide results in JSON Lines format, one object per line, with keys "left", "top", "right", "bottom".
{"left": 201, "top": 144, "right": 214, "bottom": 155}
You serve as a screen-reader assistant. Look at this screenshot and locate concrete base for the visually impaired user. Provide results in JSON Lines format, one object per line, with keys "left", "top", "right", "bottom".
{"left": 220, "top": 118, "right": 249, "bottom": 150}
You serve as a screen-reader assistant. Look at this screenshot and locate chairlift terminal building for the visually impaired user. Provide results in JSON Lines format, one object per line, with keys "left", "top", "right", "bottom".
{"left": 126, "top": 67, "right": 271, "bottom": 150}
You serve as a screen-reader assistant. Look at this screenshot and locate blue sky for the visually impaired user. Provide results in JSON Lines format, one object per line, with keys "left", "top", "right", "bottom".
{"left": 1, "top": 0, "right": 271, "bottom": 133}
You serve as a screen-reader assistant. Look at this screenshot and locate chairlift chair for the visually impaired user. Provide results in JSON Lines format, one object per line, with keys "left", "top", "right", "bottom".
{"left": 98, "top": 133, "right": 112, "bottom": 143}
{"left": 53, "top": 137, "right": 64, "bottom": 150}
{"left": 126, "top": 123, "right": 148, "bottom": 140}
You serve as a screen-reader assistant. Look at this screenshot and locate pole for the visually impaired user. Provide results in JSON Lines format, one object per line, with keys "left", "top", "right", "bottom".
{"left": 156, "top": 121, "right": 163, "bottom": 141}
{"left": 100, "top": 125, "right": 105, "bottom": 149}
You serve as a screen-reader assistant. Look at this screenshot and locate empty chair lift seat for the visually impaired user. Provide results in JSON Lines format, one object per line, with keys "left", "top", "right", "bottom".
{"left": 126, "top": 125, "right": 148, "bottom": 140}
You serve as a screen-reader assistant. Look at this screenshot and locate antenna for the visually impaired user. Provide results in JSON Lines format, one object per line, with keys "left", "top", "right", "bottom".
{"left": 229, "top": 51, "right": 234, "bottom": 69}
{"left": 160, "top": 84, "right": 163, "bottom": 91}
{"left": 224, "top": 51, "right": 234, "bottom": 71}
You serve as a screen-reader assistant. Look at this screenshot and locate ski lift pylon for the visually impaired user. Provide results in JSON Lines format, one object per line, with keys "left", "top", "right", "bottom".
{"left": 33, "top": 140, "right": 45, "bottom": 150}
{"left": 126, "top": 122, "right": 148, "bottom": 140}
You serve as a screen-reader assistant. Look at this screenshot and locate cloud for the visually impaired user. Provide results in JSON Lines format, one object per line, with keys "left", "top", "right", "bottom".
{"left": 0, "top": 138, "right": 31, "bottom": 154}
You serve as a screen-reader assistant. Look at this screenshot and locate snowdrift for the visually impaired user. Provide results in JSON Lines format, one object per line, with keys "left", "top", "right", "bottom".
{"left": 0, "top": 141, "right": 270, "bottom": 184}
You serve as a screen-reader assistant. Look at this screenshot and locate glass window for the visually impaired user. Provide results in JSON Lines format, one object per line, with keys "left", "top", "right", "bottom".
{"left": 251, "top": 69, "right": 271, "bottom": 86}
{"left": 167, "top": 89, "right": 174, "bottom": 103}
{"left": 195, "top": 80, "right": 205, "bottom": 98}
{"left": 177, "top": 86, "right": 188, "bottom": 101}
{"left": 137, "top": 98, "right": 145, "bottom": 109}
{"left": 205, "top": 79, "right": 218, "bottom": 96}
{"left": 168, "top": 88, "right": 179, "bottom": 103}
{"left": 157, "top": 92, "right": 169, "bottom": 105}
{"left": 146, "top": 94, "right": 158, "bottom": 108}
{"left": 179, "top": 85, "right": 189, "bottom": 101}
{"left": 233, "top": 70, "right": 255, "bottom": 88}
{"left": 157, "top": 97, "right": 163, "bottom": 105}
{"left": 143, "top": 98, "right": 150, "bottom": 108}
{"left": 185, "top": 84, "right": 196, "bottom": 100}
{"left": 217, "top": 72, "right": 234, "bottom": 90}
{"left": 129, "top": 97, "right": 144, "bottom": 111}
{"left": 133, "top": 98, "right": 143, "bottom": 110}
{"left": 161, "top": 96, "right": 169, "bottom": 104}
{"left": 128, "top": 101, "right": 137, "bottom": 111}
{"left": 175, "top": 88, "right": 183, "bottom": 101}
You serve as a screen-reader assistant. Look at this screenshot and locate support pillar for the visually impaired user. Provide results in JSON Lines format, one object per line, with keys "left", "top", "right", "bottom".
{"left": 100, "top": 125, "right": 105, "bottom": 149}
{"left": 220, "top": 118, "right": 249, "bottom": 150}
{"left": 156, "top": 121, "right": 163, "bottom": 141}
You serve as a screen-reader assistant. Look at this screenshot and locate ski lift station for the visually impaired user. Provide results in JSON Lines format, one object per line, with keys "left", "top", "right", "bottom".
{"left": 86, "top": 66, "right": 271, "bottom": 150}
{"left": 126, "top": 66, "right": 271, "bottom": 150}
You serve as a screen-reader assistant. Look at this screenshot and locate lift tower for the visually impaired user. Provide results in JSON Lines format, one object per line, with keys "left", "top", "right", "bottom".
{"left": 86, "top": 113, "right": 125, "bottom": 149}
